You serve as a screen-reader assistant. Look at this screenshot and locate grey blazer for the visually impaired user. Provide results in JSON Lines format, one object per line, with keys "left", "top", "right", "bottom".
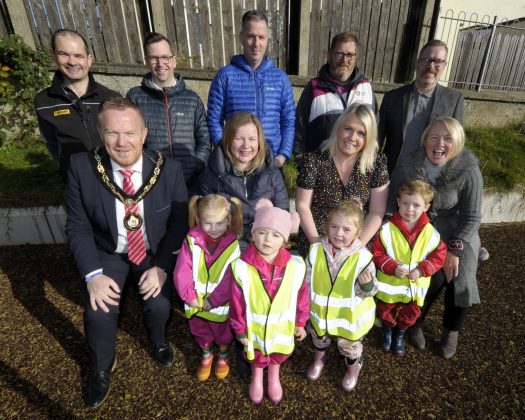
{"left": 378, "top": 82, "right": 464, "bottom": 174}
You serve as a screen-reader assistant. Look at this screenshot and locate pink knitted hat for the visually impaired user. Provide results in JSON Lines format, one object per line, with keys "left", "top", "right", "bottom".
{"left": 251, "top": 199, "right": 300, "bottom": 241}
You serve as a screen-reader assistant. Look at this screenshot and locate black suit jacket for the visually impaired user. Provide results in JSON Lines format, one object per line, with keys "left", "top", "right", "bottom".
{"left": 66, "top": 149, "right": 188, "bottom": 277}
{"left": 378, "top": 82, "right": 464, "bottom": 174}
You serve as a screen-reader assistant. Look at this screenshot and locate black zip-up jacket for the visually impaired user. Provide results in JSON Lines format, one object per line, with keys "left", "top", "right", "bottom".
{"left": 35, "top": 71, "right": 120, "bottom": 179}
{"left": 126, "top": 73, "right": 211, "bottom": 190}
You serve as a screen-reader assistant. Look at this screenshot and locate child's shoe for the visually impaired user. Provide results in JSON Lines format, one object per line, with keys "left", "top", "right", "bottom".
{"left": 267, "top": 364, "right": 283, "bottom": 403}
{"left": 341, "top": 358, "right": 361, "bottom": 392}
{"left": 249, "top": 366, "right": 264, "bottom": 404}
{"left": 306, "top": 350, "right": 326, "bottom": 381}
{"left": 392, "top": 329, "right": 406, "bottom": 356}
{"left": 381, "top": 326, "right": 393, "bottom": 352}
{"left": 196, "top": 354, "right": 214, "bottom": 381}
{"left": 215, "top": 356, "right": 230, "bottom": 379}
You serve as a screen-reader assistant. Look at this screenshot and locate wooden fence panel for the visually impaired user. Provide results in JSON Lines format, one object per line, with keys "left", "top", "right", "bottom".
{"left": 364, "top": 0, "right": 381, "bottom": 78}
{"left": 388, "top": 0, "right": 409, "bottom": 82}
{"left": 25, "top": 0, "right": 52, "bottom": 48}
{"left": 207, "top": 0, "right": 224, "bottom": 68}
{"left": 488, "top": 34, "right": 510, "bottom": 88}
{"left": 373, "top": 0, "right": 391, "bottom": 82}
{"left": 83, "top": 0, "right": 108, "bottom": 61}
{"left": 308, "top": 0, "right": 323, "bottom": 75}
{"left": 509, "top": 36, "right": 525, "bottom": 90}
{"left": 358, "top": 0, "right": 372, "bottom": 76}
{"left": 96, "top": 0, "right": 123, "bottom": 63}
{"left": 465, "top": 31, "right": 487, "bottom": 90}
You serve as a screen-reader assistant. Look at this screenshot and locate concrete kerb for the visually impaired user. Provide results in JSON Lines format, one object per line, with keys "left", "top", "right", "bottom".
{"left": 1, "top": 191, "right": 523, "bottom": 246}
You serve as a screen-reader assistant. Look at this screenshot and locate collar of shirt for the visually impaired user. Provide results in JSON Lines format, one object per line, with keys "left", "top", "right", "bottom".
{"left": 413, "top": 84, "right": 436, "bottom": 99}
{"left": 111, "top": 155, "right": 144, "bottom": 178}
{"left": 153, "top": 78, "right": 177, "bottom": 91}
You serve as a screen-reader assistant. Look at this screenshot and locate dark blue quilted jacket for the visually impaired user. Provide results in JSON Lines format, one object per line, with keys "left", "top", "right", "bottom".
{"left": 199, "top": 143, "right": 290, "bottom": 238}
{"left": 127, "top": 74, "right": 210, "bottom": 186}
{"left": 207, "top": 55, "right": 295, "bottom": 159}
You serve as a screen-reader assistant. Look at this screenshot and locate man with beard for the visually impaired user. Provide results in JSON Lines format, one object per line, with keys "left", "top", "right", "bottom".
{"left": 378, "top": 40, "right": 464, "bottom": 175}
{"left": 294, "top": 32, "right": 376, "bottom": 158}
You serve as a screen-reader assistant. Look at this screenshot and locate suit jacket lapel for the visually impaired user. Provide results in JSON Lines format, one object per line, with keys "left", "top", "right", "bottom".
{"left": 429, "top": 83, "right": 443, "bottom": 123}
{"left": 99, "top": 153, "right": 119, "bottom": 245}
{"left": 401, "top": 83, "right": 412, "bottom": 139}
{"left": 143, "top": 153, "right": 155, "bottom": 246}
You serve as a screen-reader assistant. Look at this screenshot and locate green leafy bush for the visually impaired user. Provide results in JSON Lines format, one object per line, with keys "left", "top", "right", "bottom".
{"left": 0, "top": 35, "right": 51, "bottom": 146}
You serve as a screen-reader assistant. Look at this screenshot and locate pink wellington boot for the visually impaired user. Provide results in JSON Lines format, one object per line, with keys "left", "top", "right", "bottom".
{"left": 306, "top": 350, "right": 326, "bottom": 381}
{"left": 341, "top": 358, "right": 362, "bottom": 392}
{"left": 249, "top": 366, "right": 264, "bottom": 404}
{"left": 267, "top": 364, "right": 283, "bottom": 404}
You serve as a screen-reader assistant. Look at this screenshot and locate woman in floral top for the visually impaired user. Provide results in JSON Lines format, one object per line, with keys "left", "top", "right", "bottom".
{"left": 296, "top": 103, "right": 389, "bottom": 257}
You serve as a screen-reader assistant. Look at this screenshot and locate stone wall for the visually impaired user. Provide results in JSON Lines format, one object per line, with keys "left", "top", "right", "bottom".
{"left": 93, "top": 66, "right": 525, "bottom": 128}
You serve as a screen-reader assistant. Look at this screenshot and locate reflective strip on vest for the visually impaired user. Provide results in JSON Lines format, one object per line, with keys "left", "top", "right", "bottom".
{"left": 183, "top": 236, "right": 240, "bottom": 322}
{"left": 232, "top": 256, "right": 306, "bottom": 361}
{"left": 376, "top": 222, "right": 440, "bottom": 306}
{"left": 308, "top": 243, "right": 376, "bottom": 341}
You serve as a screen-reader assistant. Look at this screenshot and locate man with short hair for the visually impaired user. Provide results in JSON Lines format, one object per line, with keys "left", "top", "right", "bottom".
{"left": 35, "top": 29, "right": 120, "bottom": 179}
{"left": 207, "top": 10, "right": 295, "bottom": 168}
{"left": 127, "top": 32, "right": 210, "bottom": 193}
{"left": 294, "top": 32, "right": 376, "bottom": 157}
{"left": 66, "top": 97, "right": 188, "bottom": 408}
{"left": 378, "top": 39, "right": 464, "bottom": 175}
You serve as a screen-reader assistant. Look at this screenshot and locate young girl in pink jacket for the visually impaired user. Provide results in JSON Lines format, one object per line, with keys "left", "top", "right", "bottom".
{"left": 205, "top": 200, "right": 310, "bottom": 404}
{"left": 173, "top": 194, "right": 242, "bottom": 381}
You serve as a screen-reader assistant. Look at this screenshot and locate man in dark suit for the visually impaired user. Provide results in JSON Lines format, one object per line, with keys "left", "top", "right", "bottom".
{"left": 66, "top": 97, "right": 188, "bottom": 408}
{"left": 378, "top": 40, "right": 464, "bottom": 175}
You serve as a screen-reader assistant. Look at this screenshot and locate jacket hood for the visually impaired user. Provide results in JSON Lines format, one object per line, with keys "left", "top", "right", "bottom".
{"left": 230, "top": 54, "right": 275, "bottom": 73}
{"left": 318, "top": 63, "right": 367, "bottom": 88}
{"left": 140, "top": 72, "right": 186, "bottom": 97}
{"left": 207, "top": 142, "right": 277, "bottom": 177}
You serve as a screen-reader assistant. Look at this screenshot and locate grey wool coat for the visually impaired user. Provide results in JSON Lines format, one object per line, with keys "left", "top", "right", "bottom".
{"left": 388, "top": 148, "right": 482, "bottom": 307}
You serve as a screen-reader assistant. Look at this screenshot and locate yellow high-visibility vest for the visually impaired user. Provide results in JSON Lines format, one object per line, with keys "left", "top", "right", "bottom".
{"left": 231, "top": 256, "right": 306, "bottom": 361}
{"left": 309, "top": 242, "right": 376, "bottom": 341}
{"left": 184, "top": 236, "right": 240, "bottom": 322}
{"left": 376, "top": 222, "right": 441, "bottom": 306}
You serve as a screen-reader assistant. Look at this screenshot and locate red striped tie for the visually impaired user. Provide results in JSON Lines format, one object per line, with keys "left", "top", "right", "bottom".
{"left": 119, "top": 169, "right": 146, "bottom": 265}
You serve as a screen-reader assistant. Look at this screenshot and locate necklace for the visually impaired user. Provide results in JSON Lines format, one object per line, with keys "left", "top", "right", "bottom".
{"left": 92, "top": 148, "right": 165, "bottom": 230}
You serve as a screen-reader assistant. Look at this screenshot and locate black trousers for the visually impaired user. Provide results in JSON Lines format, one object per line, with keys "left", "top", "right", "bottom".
{"left": 84, "top": 251, "right": 172, "bottom": 371}
{"left": 417, "top": 269, "right": 468, "bottom": 332}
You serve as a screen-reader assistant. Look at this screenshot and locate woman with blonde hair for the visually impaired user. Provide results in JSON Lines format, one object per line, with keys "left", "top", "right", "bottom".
{"left": 296, "top": 102, "right": 389, "bottom": 256}
{"left": 388, "top": 117, "right": 482, "bottom": 359}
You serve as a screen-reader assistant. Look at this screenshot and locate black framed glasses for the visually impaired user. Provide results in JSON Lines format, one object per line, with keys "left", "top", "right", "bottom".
{"left": 146, "top": 55, "right": 174, "bottom": 64}
{"left": 419, "top": 58, "right": 446, "bottom": 67}
{"left": 332, "top": 51, "right": 357, "bottom": 61}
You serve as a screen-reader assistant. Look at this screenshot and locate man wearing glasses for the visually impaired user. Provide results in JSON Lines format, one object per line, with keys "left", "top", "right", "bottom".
{"left": 35, "top": 29, "right": 120, "bottom": 180}
{"left": 294, "top": 32, "right": 376, "bottom": 158}
{"left": 127, "top": 32, "right": 210, "bottom": 194}
{"left": 378, "top": 39, "right": 464, "bottom": 175}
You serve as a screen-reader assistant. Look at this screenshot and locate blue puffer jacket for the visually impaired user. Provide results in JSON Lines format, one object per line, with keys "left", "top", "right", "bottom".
{"left": 127, "top": 74, "right": 210, "bottom": 187}
{"left": 199, "top": 143, "right": 290, "bottom": 239}
{"left": 207, "top": 55, "right": 296, "bottom": 159}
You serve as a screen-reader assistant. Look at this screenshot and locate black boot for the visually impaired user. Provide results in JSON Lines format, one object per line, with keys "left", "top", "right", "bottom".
{"left": 392, "top": 329, "right": 406, "bottom": 356}
{"left": 382, "top": 326, "right": 393, "bottom": 352}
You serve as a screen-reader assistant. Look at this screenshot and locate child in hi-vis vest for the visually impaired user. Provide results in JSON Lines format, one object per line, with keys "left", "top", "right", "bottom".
{"left": 205, "top": 199, "right": 309, "bottom": 404}
{"left": 307, "top": 199, "right": 378, "bottom": 392}
{"left": 372, "top": 180, "right": 446, "bottom": 355}
{"left": 173, "top": 194, "right": 243, "bottom": 381}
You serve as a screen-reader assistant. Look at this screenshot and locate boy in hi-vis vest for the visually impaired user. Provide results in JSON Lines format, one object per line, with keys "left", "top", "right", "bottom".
{"left": 372, "top": 180, "right": 446, "bottom": 355}
{"left": 205, "top": 199, "right": 309, "bottom": 404}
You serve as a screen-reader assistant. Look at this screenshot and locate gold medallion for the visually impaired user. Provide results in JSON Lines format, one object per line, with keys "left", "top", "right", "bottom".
{"left": 124, "top": 212, "right": 143, "bottom": 231}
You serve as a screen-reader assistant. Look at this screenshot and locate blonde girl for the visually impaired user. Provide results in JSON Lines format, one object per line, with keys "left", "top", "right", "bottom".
{"left": 307, "top": 199, "right": 378, "bottom": 392}
{"left": 173, "top": 194, "right": 242, "bottom": 381}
